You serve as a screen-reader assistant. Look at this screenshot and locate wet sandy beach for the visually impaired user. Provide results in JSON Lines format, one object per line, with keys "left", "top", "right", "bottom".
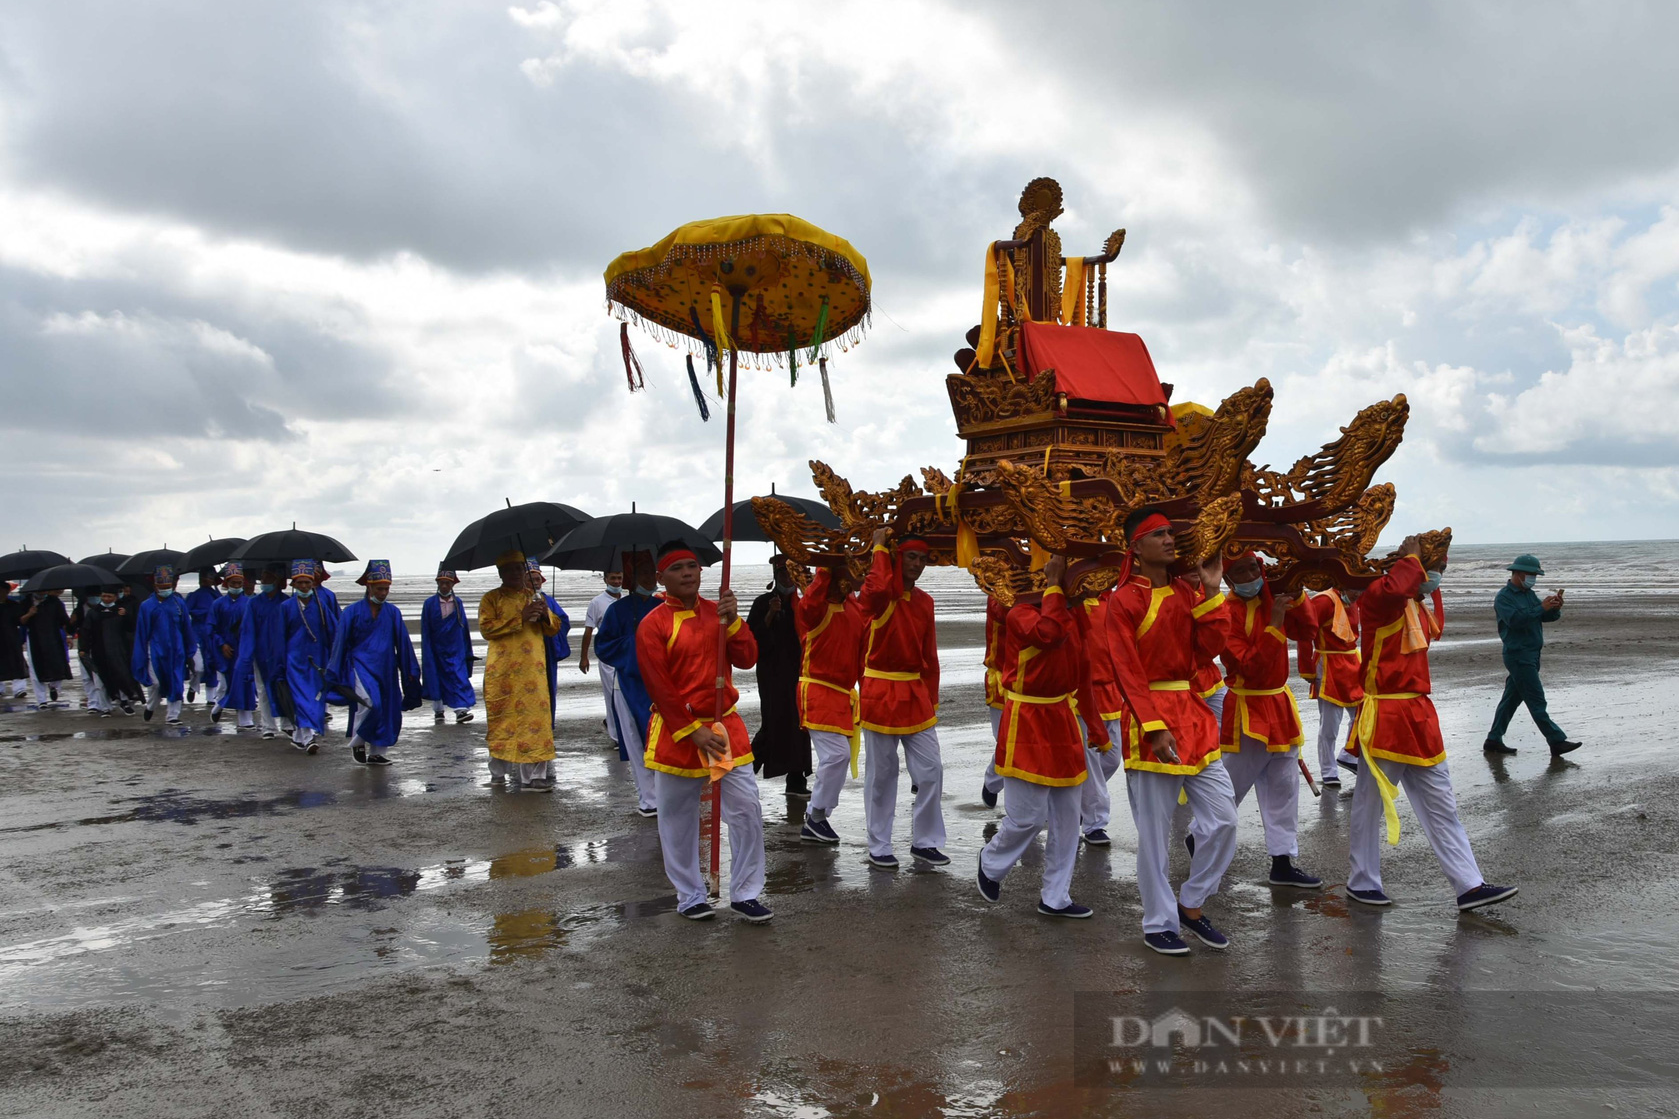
{"left": 3, "top": 553, "right": 1678, "bottom": 1117}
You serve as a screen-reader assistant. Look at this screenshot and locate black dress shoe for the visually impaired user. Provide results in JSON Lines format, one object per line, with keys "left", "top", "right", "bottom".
{"left": 1549, "top": 740, "right": 1582, "bottom": 756}
{"left": 352, "top": 744, "right": 368, "bottom": 765}
{"left": 1483, "top": 740, "right": 1517, "bottom": 755}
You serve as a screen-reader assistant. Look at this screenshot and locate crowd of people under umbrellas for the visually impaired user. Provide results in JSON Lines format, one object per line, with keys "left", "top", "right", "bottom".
{"left": 2, "top": 508, "right": 1576, "bottom": 942}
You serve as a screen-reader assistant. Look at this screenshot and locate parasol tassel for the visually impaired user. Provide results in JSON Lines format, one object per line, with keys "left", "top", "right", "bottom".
{"left": 709, "top": 286, "right": 733, "bottom": 393}
{"left": 787, "top": 325, "right": 799, "bottom": 386}
{"left": 687, "top": 305, "right": 717, "bottom": 374}
{"left": 685, "top": 354, "right": 711, "bottom": 422}
{"left": 819, "top": 356, "right": 836, "bottom": 423}
{"left": 620, "top": 323, "right": 646, "bottom": 392}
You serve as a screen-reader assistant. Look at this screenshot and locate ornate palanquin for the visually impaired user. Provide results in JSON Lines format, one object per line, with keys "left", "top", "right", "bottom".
{"left": 754, "top": 178, "right": 1448, "bottom": 604}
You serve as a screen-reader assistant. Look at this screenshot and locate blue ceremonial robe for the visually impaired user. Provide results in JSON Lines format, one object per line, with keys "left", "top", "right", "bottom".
{"left": 210, "top": 593, "right": 257, "bottom": 710}
{"left": 328, "top": 598, "right": 421, "bottom": 751}
{"left": 237, "top": 589, "right": 291, "bottom": 719}
{"left": 317, "top": 583, "right": 341, "bottom": 622}
{"left": 541, "top": 592, "right": 572, "bottom": 721}
{"left": 282, "top": 594, "right": 337, "bottom": 733}
{"left": 594, "top": 592, "right": 658, "bottom": 761}
{"left": 420, "top": 593, "right": 476, "bottom": 710}
{"left": 132, "top": 594, "right": 198, "bottom": 702}
{"left": 184, "top": 586, "right": 221, "bottom": 687}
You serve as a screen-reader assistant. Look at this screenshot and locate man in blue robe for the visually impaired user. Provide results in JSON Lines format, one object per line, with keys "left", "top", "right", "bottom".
{"left": 132, "top": 565, "right": 198, "bottom": 726}
{"left": 184, "top": 567, "right": 221, "bottom": 706}
{"left": 283, "top": 559, "right": 336, "bottom": 754}
{"left": 328, "top": 560, "right": 421, "bottom": 766}
{"left": 237, "top": 564, "right": 293, "bottom": 739}
{"left": 421, "top": 567, "right": 476, "bottom": 724}
{"left": 210, "top": 562, "right": 257, "bottom": 729}
{"left": 526, "top": 559, "right": 572, "bottom": 724}
{"left": 594, "top": 550, "right": 660, "bottom": 817}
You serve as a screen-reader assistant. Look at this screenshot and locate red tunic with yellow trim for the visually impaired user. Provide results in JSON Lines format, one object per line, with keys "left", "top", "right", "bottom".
{"left": 1106, "top": 575, "right": 1230, "bottom": 775}
{"left": 857, "top": 546, "right": 940, "bottom": 735}
{"left": 1346, "top": 555, "right": 1445, "bottom": 767}
{"left": 1303, "top": 590, "right": 1364, "bottom": 707}
{"left": 1217, "top": 589, "right": 1310, "bottom": 751}
{"left": 1296, "top": 625, "right": 1319, "bottom": 685}
{"left": 993, "top": 589, "right": 1109, "bottom": 785}
{"left": 636, "top": 595, "right": 758, "bottom": 778}
{"left": 792, "top": 569, "right": 865, "bottom": 735}
{"left": 983, "top": 596, "right": 1007, "bottom": 711}
{"left": 1076, "top": 593, "right": 1126, "bottom": 724}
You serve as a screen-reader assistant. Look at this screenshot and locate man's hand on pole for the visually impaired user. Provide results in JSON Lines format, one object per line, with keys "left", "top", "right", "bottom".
{"left": 691, "top": 724, "right": 729, "bottom": 763}
{"left": 717, "top": 589, "right": 739, "bottom": 626}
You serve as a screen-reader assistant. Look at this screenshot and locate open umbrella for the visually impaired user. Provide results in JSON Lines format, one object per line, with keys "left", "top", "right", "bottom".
{"left": 78, "top": 551, "right": 131, "bottom": 570}
{"left": 0, "top": 549, "right": 73, "bottom": 580}
{"left": 542, "top": 511, "right": 721, "bottom": 572}
{"left": 608, "top": 212, "right": 870, "bottom": 893}
{"left": 443, "top": 501, "right": 592, "bottom": 571}
{"left": 116, "top": 548, "right": 188, "bottom": 578}
{"left": 181, "top": 538, "right": 247, "bottom": 571}
{"left": 20, "top": 563, "right": 126, "bottom": 594}
{"left": 699, "top": 486, "right": 841, "bottom": 543}
{"left": 232, "top": 528, "right": 356, "bottom": 565}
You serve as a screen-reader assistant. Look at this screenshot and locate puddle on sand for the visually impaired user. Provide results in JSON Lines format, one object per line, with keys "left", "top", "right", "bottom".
{"left": 0, "top": 788, "right": 340, "bottom": 834}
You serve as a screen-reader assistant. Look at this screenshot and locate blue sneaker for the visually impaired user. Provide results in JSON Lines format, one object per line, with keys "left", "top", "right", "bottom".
{"left": 1177, "top": 905, "right": 1230, "bottom": 950}
{"left": 679, "top": 902, "right": 715, "bottom": 920}
{"left": 867, "top": 852, "right": 899, "bottom": 869}
{"left": 800, "top": 816, "right": 840, "bottom": 845}
{"left": 1321, "top": 776, "right": 1341, "bottom": 787}
{"left": 980, "top": 783, "right": 998, "bottom": 809}
{"left": 1082, "top": 828, "right": 1111, "bottom": 846}
{"left": 1268, "top": 861, "right": 1324, "bottom": 889}
{"left": 1184, "top": 832, "right": 1195, "bottom": 857}
{"left": 730, "top": 898, "right": 774, "bottom": 923}
{"left": 975, "top": 862, "right": 1001, "bottom": 902}
{"left": 1144, "top": 931, "right": 1191, "bottom": 956}
{"left": 1457, "top": 883, "right": 1518, "bottom": 912}
{"left": 910, "top": 846, "right": 950, "bottom": 867}
{"left": 1038, "top": 900, "right": 1093, "bottom": 919}
{"left": 1336, "top": 755, "right": 1359, "bottom": 774}
{"left": 1347, "top": 887, "right": 1392, "bottom": 907}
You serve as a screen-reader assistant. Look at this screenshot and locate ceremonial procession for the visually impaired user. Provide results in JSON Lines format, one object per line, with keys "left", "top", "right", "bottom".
{"left": 4, "top": 4, "right": 1677, "bottom": 1115}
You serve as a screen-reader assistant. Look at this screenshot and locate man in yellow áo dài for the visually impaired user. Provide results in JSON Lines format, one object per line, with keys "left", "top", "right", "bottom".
{"left": 478, "top": 549, "right": 565, "bottom": 791}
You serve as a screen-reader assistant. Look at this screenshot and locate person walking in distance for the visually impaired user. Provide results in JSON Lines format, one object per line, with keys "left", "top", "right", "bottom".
{"left": 1483, "top": 554, "right": 1580, "bottom": 758}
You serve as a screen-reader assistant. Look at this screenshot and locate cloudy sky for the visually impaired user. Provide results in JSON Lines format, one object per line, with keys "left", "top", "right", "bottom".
{"left": 3, "top": 1, "right": 1677, "bottom": 572}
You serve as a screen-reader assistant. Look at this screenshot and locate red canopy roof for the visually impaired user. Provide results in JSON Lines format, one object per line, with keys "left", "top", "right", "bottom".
{"left": 1018, "top": 321, "right": 1169, "bottom": 408}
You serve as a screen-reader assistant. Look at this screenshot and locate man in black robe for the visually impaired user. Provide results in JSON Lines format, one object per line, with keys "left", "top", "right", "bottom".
{"left": 1, "top": 584, "right": 29, "bottom": 699}
{"left": 21, "top": 590, "right": 73, "bottom": 707}
{"left": 75, "top": 590, "right": 141, "bottom": 715}
{"left": 747, "top": 555, "right": 812, "bottom": 798}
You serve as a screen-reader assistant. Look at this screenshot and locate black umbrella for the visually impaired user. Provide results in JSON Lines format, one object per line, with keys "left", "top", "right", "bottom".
{"left": 181, "top": 537, "right": 247, "bottom": 571}
{"left": 117, "top": 548, "right": 189, "bottom": 578}
{"left": 0, "top": 549, "right": 73, "bottom": 580}
{"left": 78, "top": 551, "right": 131, "bottom": 570}
{"left": 442, "top": 500, "right": 592, "bottom": 571}
{"left": 699, "top": 487, "right": 841, "bottom": 543}
{"left": 20, "top": 563, "right": 127, "bottom": 593}
{"left": 542, "top": 512, "right": 721, "bottom": 571}
{"left": 232, "top": 528, "right": 356, "bottom": 565}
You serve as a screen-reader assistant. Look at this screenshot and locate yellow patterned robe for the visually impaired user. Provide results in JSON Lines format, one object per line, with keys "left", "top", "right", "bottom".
{"left": 478, "top": 587, "right": 563, "bottom": 764}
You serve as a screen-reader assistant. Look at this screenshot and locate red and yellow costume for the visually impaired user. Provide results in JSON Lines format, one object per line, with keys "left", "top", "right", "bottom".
{"left": 983, "top": 595, "right": 1008, "bottom": 713}
{"left": 993, "top": 587, "right": 1109, "bottom": 785}
{"left": 1346, "top": 554, "right": 1446, "bottom": 768}
{"left": 636, "top": 595, "right": 758, "bottom": 778}
{"left": 857, "top": 544, "right": 940, "bottom": 735}
{"left": 1076, "top": 592, "right": 1126, "bottom": 725}
{"left": 1106, "top": 573, "right": 1230, "bottom": 775}
{"left": 793, "top": 568, "right": 866, "bottom": 740}
{"left": 1303, "top": 589, "right": 1363, "bottom": 708}
{"left": 1217, "top": 588, "right": 1312, "bottom": 751}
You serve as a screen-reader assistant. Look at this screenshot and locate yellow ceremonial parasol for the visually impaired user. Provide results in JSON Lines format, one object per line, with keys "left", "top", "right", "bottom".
{"left": 605, "top": 212, "right": 871, "bottom": 893}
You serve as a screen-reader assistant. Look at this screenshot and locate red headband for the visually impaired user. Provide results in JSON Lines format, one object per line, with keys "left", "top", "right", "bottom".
{"left": 897, "top": 538, "right": 932, "bottom": 555}
{"left": 656, "top": 548, "right": 698, "bottom": 573}
{"left": 1126, "top": 513, "right": 1172, "bottom": 544}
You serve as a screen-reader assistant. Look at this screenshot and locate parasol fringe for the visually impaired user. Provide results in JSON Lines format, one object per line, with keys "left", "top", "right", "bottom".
{"left": 619, "top": 323, "right": 646, "bottom": 393}
{"left": 685, "top": 354, "right": 711, "bottom": 422}
{"left": 820, "top": 356, "right": 836, "bottom": 423}
{"left": 609, "top": 301, "right": 869, "bottom": 371}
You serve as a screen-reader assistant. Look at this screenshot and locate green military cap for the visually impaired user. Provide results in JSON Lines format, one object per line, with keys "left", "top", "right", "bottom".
{"left": 1507, "top": 554, "right": 1544, "bottom": 575}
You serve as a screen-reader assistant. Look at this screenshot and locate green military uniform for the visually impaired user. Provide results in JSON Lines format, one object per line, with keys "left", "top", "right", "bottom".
{"left": 1485, "top": 554, "right": 1566, "bottom": 748}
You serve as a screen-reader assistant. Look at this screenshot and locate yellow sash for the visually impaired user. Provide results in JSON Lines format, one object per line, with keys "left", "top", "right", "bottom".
{"left": 800, "top": 675, "right": 861, "bottom": 777}
{"left": 1352, "top": 692, "right": 1421, "bottom": 844}
{"left": 864, "top": 668, "right": 920, "bottom": 681}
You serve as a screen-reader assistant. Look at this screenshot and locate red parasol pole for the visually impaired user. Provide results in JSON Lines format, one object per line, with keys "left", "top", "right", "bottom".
{"left": 706, "top": 291, "right": 745, "bottom": 897}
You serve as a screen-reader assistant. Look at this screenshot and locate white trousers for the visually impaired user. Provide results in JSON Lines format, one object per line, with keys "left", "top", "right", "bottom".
{"left": 488, "top": 757, "right": 554, "bottom": 782}
{"left": 33, "top": 677, "right": 56, "bottom": 705}
{"left": 1317, "top": 699, "right": 1350, "bottom": 779}
{"left": 85, "top": 670, "right": 110, "bottom": 713}
{"left": 1204, "top": 685, "right": 1226, "bottom": 725}
{"left": 598, "top": 662, "right": 620, "bottom": 745}
{"left": 3, "top": 678, "right": 24, "bottom": 698}
{"left": 808, "top": 729, "right": 852, "bottom": 819}
{"left": 655, "top": 767, "right": 765, "bottom": 909}
{"left": 980, "top": 778, "right": 1082, "bottom": 909}
{"left": 432, "top": 698, "right": 472, "bottom": 716}
{"left": 1348, "top": 756, "right": 1483, "bottom": 896}
{"left": 863, "top": 728, "right": 946, "bottom": 858}
{"left": 611, "top": 684, "right": 657, "bottom": 812}
{"left": 254, "top": 668, "right": 279, "bottom": 733}
{"left": 1080, "top": 721, "right": 1125, "bottom": 834}
{"left": 145, "top": 658, "right": 181, "bottom": 722}
{"left": 1194, "top": 737, "right": 1300, "bottom": 857}
{"left": 982, "top": 706, "right": 1005, "bottom": 796}
{"left": 1125, "top": 760, "right": 1239, "bottom": 934}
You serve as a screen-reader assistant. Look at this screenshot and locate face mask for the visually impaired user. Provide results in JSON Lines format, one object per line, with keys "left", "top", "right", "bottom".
{"left": 438, "top": 588, "right": 453, "bottom": 598}
{"left": 261, "top": 582, "right": 277, "bottom": 594}
{"left": 295, "top": 588, "right": 315, "bottom": 600}
{"left": 157, "top": 588, "right": 174, "bottom": 599}
{"left": 605, "top": 585, "right": 624, "bottom": 597}
{"left": 370, "top": 593, "right": 388, "bottom": 604}
{"left": 1231, "top": 578, "right": 1264, "bottom": 599}
{"left": 227, "top": 586, "right": 244, "bottom": 597}
{"left": 1420, "top": 571, "right": 1443, "bottom": 596}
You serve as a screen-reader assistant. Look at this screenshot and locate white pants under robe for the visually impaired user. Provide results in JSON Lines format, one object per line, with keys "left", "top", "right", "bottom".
{"left": 655, "top": 766, "right": 766, "bottom": 909}
{"left": 1080, "top": 723, "right": 1125, "bottom": 835}
{"left": 1317, "top": 699, "right": 1351, "bottom": 780}
{"left": 1125, "top": 760, "right": 1239, "bottom": 935}
{"left": 980, "top": 777, "right": 1082, "bottom": 909}
{"left": 1193, "top": 737, "right": 1300, "bottom": 857}
{"left": 807, "top": 729, "right": 852, "bottom": 821}
{"left": 612, "top": 684, "right": 657, "bottom": 813}
{"left": 863, "top": 728, "right": 946, "bottom": 858}
{"left": 981, "top": 707, "right": 1005, "bottom": 797}
{"left": 1348, "top": 756, "right": 1482, "bottom": 897}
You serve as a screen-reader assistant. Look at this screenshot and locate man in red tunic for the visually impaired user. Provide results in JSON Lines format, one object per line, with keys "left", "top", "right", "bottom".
{"left": 978, "top": 594, "right": 1009, "bottom": 809}
{"left": 793, "top": 560, "right": 866, "bottom": 845}
{"left": 857, "top": 529, "right": 946, "bottom": 869}
{"left": 1106, "top": 508, "right": 1236, "bottom": 956}
{"left": 1075, "top": 581, "right": 1126, "bottom": 846}
{"left": 976, "top": 556, "right": 1109, "bottom": 916}
{"left": 1189, "top": 552, "right": 1321, "bottom": 889}
{"left": 636, "top": 543, "right": 772, "bottom": 923}
{"left": 1303, "top": 584, "right": 1363, "bottom": 787}
{"left": 1344, "top": 535, "right": 1516, "bottom": 912}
